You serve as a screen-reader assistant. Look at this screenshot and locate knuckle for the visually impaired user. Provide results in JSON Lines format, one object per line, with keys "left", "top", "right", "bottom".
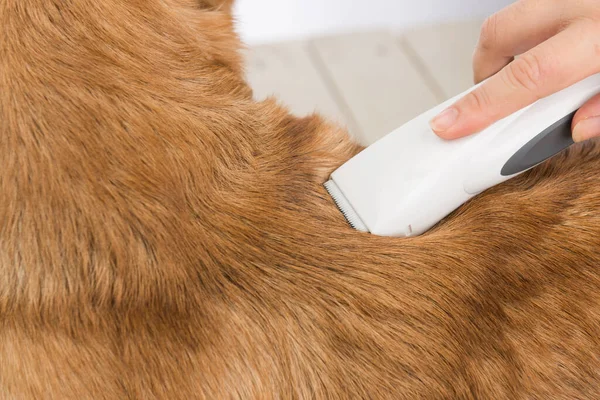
{"left": 465, "top": 88, "right": 490, "bottom": 112}
{"left": 478, "top": 14, "right": 499, "bottom": 51}
{"left": 505, "top": 53, "right": 545, "bottom": 93}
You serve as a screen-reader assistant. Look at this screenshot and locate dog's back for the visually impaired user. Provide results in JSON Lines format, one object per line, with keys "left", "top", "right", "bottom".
{"left": 2, "top": 1, "right": 600, "bottom": 398}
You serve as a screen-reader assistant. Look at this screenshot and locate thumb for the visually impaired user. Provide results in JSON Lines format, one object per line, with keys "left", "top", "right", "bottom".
{"left": 572, "top": 93, "right": 600, "bottom": 142}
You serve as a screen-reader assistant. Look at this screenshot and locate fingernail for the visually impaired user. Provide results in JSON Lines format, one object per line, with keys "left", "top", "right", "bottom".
{"left": 573, "top": 116, "right": 600, "bottom": 143}
{"left": 429, "top": 107, "right": 459, "bottom": 133}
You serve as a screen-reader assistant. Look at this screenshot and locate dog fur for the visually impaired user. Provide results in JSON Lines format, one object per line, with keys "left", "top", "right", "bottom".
{"left": 2, "top": 0, "right": 600, "bottom": 398}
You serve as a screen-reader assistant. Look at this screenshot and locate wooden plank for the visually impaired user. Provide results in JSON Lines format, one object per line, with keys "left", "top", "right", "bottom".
{"left": 243, "top": 41, "right": 356, "bottom": 136}
{"left": 401, "top": 20, "right": 484, "bottom": 100}
{"left": 311, "top": 31, "right": 439, "bottom": 144}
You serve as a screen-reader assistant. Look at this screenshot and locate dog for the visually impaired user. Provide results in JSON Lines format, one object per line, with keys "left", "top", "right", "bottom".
{"left": 1, "top": 0, "right": 600, "bottom": 398}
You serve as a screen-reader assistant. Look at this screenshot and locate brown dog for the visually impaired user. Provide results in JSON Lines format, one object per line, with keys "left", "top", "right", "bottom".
{"left": 1, "top": 0, "right": 600, "bottom": 398}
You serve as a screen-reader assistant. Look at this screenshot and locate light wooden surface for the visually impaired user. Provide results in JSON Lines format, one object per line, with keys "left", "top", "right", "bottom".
{"left": 312, "top": 31, "right": 439, "bottom": 143}
{"left": 402, "top": 20, "right": 484, "bottom": 100}
{"left": 244, "top": 20, "right": 483, "bottom": 145}
{"left": 244, "top": 41, "right": 348, "bottom": 126}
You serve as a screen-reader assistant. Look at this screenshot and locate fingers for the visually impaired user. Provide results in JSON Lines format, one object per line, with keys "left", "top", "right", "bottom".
{"left": 573, "top": 93, "right": 600, "bottom": 142}
{"left": 473, "top": 0, "right": 567, "bottom": 83}
{"left": 431, "top": 22, "right": 600, "bottom": 139}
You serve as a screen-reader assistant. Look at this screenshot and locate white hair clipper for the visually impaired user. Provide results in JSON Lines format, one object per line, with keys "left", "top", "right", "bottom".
{"left": 325, "top": 73, "right": 600, "bottom": 237}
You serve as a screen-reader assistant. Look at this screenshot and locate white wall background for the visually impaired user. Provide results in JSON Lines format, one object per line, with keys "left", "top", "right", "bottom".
{"left": 234, "top": 0, "right": 514, "bottom": 45}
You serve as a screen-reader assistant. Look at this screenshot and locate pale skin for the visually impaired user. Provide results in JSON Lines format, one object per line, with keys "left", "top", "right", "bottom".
{"left": 429, "top": 0, "right": 600, "bottom": 142}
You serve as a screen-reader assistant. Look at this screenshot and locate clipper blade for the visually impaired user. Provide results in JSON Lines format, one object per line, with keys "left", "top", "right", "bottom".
{"left": 324, "top": 180, "right": 369, "bottom": 232}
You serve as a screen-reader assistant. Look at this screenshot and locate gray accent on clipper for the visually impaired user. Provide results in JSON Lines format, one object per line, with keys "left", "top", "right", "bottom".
{"left": 501, "top": 111, "right": 576, "bottom": 176}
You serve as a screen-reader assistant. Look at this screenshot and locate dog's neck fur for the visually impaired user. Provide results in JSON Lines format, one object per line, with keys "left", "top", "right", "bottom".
{"left": 2, "top": 1, "right": 600, "bottom": 398}
{"left": 0, "top": 0, "right": 360, "bottom": 327}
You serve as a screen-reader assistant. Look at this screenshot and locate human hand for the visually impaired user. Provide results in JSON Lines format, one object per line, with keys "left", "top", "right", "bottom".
{"left": 429, "top": 0, "right": 600, "bottom": 143}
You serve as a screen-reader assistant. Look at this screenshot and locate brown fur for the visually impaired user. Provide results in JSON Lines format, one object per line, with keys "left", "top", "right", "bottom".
{"left": 2, "top": 1, "right": 600, "bottom": 398}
